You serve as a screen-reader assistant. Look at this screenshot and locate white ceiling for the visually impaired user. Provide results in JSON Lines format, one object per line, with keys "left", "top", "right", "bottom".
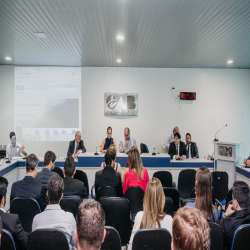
{"left": 0, "top": 0, "right": 250, "bottom": 68}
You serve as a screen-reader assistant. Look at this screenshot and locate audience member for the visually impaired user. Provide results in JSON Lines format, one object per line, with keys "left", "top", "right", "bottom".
{"left": 123, "top": 147, "right": 149, "bottom": 195}
{"left": 95, "top": 148, "right": 123, "bottom": 196}
{"left": 100, "top": 126, "right": 116, "bottom": 153}
{"left": 162, "top": 126, "right": 179, "bottom": 153}
{"left": 185, "top": 133, "right": 199, "bottom": 158}
{"left": 168, "top": 133, "right": 188, "bottom": 160}
{"left": 0, "top": 217, "right": 2, "bottom": 247}
{"left": 63, "top": 157, "right": 88, "bottom": 199}
{"left": 36, "top": 150, "right": 57, "bottom": 188}
{"left": 0, "top": 177, "right": 27, "bottom": 249}
{"left": 119, "top": 127, "right": 137, "bottom": 153}
{"left": 10, "top": 154, "right": 47, "bottom": 211}
{"left": 172, "top": 206, "right": 210, "bottom": 250}
{"left": 186, "top": 167, "right": 219, "bottom": 222}
{"left": 75, "top": 199, "right": 106, "bottom": 250}
{"left": 218, "top": 181, "right": 250, "bottom": 250}
{"left": 32, "top": 174, "right": 76, "bottom": 250}
{"left": 67, "top": 131, "right": 86, "bottom": 158}
{"left": 128, "top": 177, "right": 173, "bottom": 250}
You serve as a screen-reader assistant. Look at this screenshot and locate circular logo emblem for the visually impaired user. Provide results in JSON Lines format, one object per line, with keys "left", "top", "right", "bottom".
{"left": 106, "top": 95, "right": 117, "bottom": 109}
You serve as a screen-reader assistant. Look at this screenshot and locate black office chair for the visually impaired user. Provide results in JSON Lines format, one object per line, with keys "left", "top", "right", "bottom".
{"left": 163, "top": 187, "right": 180, "bottom": 212}
{"left": 125, "top": 187, "right": 144, "bottom": 221}
{"left": 178, "top": 169, "right": 196, "bottom": 199}
{"left": 52, "top": 167, "right": 64, "bottom": 179}
{"left": 209, "top": 222, "right": 224, "bottom": 250}
{"left": 225, "top": 188, "right": 233, "bottom": 209}
{"left": 140, "top": 143, "right": 149, "bottom": 154}
{"left": 101, "top": 226, "right": 121, "bottom": 250}
{"left": 164, "top": 196, "right": 173, "bottom": 217}
{"left": 191, "top": 186, "right": 215, "bottom": 204}
{"left": 96, "top": 186, "right": 117, "bottom": 201}
{"left": 99, "top": 197, "right": 132, "bottom": 246}
{"left": 74, "top": 169, "right": 89, "bottom": 196}
{"left": 132, "top": 228, "right": 171, "bottom": 250}
{"left": 28, "top": 229, "right": 69, "bottom": 250}
{"left": 231, "top": 224, "right": 250, "bottom": 250}
{"left": 10, "top": 197, "right": 41, "bottom": 233}
{"left": 60, "top": 195, "right": 81, "bottom": 218}
{"left": 211, "top": 171, "right": 228, "bottom": 203}
{"left": 153, "top": 171, "right": 173, "bottom": 188}
{"left": 0, "top": 229, "right": 16, "bottom": 250}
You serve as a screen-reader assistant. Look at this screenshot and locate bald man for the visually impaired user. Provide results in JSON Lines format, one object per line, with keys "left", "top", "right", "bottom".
{"left": 67, "top": 131, "right": 86, "bottom": 158}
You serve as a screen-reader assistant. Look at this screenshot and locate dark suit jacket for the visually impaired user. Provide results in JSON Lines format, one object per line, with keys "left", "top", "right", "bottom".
{"left": 95, "top": 166, "right": 123, "bottom": 197}
{"left": 218, "top": 209, "right": 250, "bottom": 250}
{"left": 67, "top": 139, "right": 86, "bottom": 157}
{"left": 63, "top": 177, "right": 88, "bottom": 199}
{"left": 168, "top": 141, "right": 188, "bottom": 158}
{"left": 10, "top": 176, "right": 47, "bottom": 211}
{"left": 35, "top": 168, "right": 56, "bottom": 188}
{"left": 0, "top": 210, "right": 28, "bottom": 250}
{"left": 186, "top": 142, "right": 199, "bottom": 158}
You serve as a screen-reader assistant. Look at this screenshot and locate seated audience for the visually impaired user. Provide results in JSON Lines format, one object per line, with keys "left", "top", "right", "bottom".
{"left": 100, "top": 144, "right": 122, "bottom": 177}
{"left": 168, "top": 133, "right": 188, "bottom": 160}
{"left": 185, "top": 133, "right": 199, "bottom": 158}
{"left": 63, "top": 157, "right": 88, "bottom": 199}
{"left": 218, "top": 181, "right": 250, "bottom": 250}
{"left": 32, "top": 174, "right": 76, "bottom": 250}
{"left": 119, "top": 127, "right": 137, "bottom": 153}
{"left": 10, "top": 154, "right": 47, "bottom": 211}
{"left": 128, "top": 177, "right": 173, "bottom": 250}
{"left": 95, "top": 148, "right": 123, "bottom": 197}
{"left": 75, "top": 199, "right": 106, "bottom": 250}
{"left": 172, "top": 206, "right": 210, "bottom": 250}
{"left": 36, "top": 150, "right": 57, "bottom": 188}
{"left": 123, "top": 147, "right": 149, "bottom": 195}
{"left": 0, "top": 177, "right": 27, "bottom": 250}
{"left": 186, "top": 166, "right": 220, "bottom": 222}
{"left": 244, "top": 156, "right": 250, "bottom": 165}
{"left": 100, "top": 126, "right": 116, "bottom": 153}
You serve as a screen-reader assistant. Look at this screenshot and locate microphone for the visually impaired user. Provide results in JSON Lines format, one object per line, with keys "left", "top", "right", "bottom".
{"left": 214, "top": 124, "right": 227, "bottom": 141}
{"left": 152, "top": 147, "right": 156, "bottom": 156}
{"left": 94, "top": 145, "right": 102, "bottom": 155}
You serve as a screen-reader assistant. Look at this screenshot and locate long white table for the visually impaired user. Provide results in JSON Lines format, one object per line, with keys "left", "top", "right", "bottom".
{"left": 235, "top": 164, "right": 250, "bottom": 186}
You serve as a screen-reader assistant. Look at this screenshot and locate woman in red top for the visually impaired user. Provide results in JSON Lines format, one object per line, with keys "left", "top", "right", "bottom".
{"left": 123, "top": 147, "right": 150, "bottom": 195}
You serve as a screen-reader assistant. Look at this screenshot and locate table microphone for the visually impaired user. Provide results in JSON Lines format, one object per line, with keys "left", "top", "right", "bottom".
{"left": 152, "top": 147, "right": 156, "bottom": 155}
{"left": 94, "top": 145, "right": 102, "bottom": 155}
{"left": 214, "top": 124, "right": 227, "bottom": 141}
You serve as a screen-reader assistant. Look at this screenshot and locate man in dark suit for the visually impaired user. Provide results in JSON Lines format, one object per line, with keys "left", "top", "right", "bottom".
{"left": 36, "top": 151, "right": 57, "bottom": 188}
{"left": 95, "top": 148, "right": 123, "bottom": 197}
{"left": 67, "top": 131, "right": 86, "bottom": 158}
{"left": 168, "top": 133, "right": 188, "bottom": 160}
{"left": 0, "top": 176, "right": 28, "bottom": 250}
{"left": 10, "top": 154, "right": 47, "bottom": 211}
{"left": 219, "top": 181, "right": 250, "bottom": 250}
{"left": 185, "top": 133, "right": 199, "bottom": 159}
{"left": 63, "top": 157, "right": 88, "bottom": 199}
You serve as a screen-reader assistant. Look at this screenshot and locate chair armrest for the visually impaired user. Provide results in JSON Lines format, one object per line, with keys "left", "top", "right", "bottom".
{"left": 215, "top": 199, "right": 223, "bottom": 219}
{"left": 91, "top": 185, "right": 95, "bottom": 199}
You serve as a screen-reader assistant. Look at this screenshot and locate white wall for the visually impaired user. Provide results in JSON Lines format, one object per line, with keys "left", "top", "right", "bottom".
{"left": 0, "top": 66, "right": 250, "bottom": 159}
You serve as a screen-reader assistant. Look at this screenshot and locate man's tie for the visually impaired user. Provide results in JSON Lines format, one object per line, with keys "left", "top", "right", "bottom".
{"left": 176, "top": 145, "right": 178, "bottom": 155}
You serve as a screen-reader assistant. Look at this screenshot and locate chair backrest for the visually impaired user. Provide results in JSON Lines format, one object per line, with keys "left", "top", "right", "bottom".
{"left": 191, "top": 186, "right": 215, "bottom": 204}
{"left": 153, "top": 171, "right": 172, "bottom": 188}
{"left": 211, "top": 171, "right": 228, "bottom": 202}
{"left": 101, "top": 226, "right": 121, "bottom": 250}
{"left": 28, "top": 229, "right": 69, "bottom": 250}
{"left": 96, "top": 186, "right": 117, "bottom": 201}
{"left": 125, "top": 186, "right": 144, "bottom": 217}
{"left": 52, "top": 167, "right": 64, "bottom": 179}
{"left": 73, "top": 169, "right": 89, "bottom": 195}
{"left": 0, "top": 229, "right": 16, "bottom": 250}
{"left": 209, "top": 222, "right": 224, "bottom": 250}
{"left": 140, "top": 143, "right": 149, "bottom": 154}
{"left": 60, "top": 195, "right": 81, "bottom": 218}
{"left": 225, "top": 188, "right": 233, "bottom": 209}
{"left": 99, "top": 197, "right": 132, "bottom": 246}
{"left": 164, "top": 197, "right": 173, "bottom": 217}
{"left": 178, "top": 169, "right": 196, "bottom": 199}
{"left": 163, "top": 187, "right": 180, "bottom": 212}
{"left": 10, "top": 197, "right": 41, "bottom": 233}
{"left": 132, "top": 228, "right": 171, "bottom": 250}
{"left": 231, "top": 224, "right": 250, "bottom": 250}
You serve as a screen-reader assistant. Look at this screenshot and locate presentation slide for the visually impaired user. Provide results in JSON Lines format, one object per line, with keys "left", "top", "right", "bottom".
{"left": 15, "top": 67, "right": 81, "bottom": 141}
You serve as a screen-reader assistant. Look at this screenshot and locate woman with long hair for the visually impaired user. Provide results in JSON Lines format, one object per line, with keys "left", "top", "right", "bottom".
{"left": 123, "top": 147, "right": 149, "bottom": 195}
{"left": 186, "top": 166, "right": 219, "bottom": 222}
{"left": 100, "top": 126, "right": 116, "bottom": 153}
{"left": 128, "top": 177, "right": 173, "bottom": 250}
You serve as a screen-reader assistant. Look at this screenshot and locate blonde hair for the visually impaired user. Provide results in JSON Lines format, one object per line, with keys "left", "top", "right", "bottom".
{"left": 108, "top": 144, "right": 117, "bottom": 153}
{"left": 140, "top": 177, "right": 166, "bottom": 229}
{"left": 172, "top": 207, "right": 210, "bottom": 250}
{"left": 127, "top": 147, "right": 144, "bottom": 182}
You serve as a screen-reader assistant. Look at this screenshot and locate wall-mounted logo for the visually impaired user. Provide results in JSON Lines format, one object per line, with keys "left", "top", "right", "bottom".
{"left": 104, "top": 93, "right": 138, "bottom": 116}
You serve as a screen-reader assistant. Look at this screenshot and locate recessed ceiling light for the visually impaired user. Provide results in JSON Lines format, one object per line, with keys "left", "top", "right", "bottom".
{"left": 116, "top": 35, "right": 124, "bottom": 41}
{"left": 227, "top": 60, "right": 233, "bottom": 64}
{"left": 116, "top": 59, "right": 122, "bottom": 63}
{"left": 5, "top": 57, "right": 11, "bottom": 60}
{"left": 34, "top": 32, "right": 48, "bottom": 39}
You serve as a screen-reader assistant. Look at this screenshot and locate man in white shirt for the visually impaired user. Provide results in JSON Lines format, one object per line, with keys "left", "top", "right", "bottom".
{"left": 6, "top": 132, "right": 27, "bottom": 158}
{"left": 119, "top": 127, "right": 137, "bottom": 153}
{"left": 162, "top": 127, "right": 179, "bottom": 153}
